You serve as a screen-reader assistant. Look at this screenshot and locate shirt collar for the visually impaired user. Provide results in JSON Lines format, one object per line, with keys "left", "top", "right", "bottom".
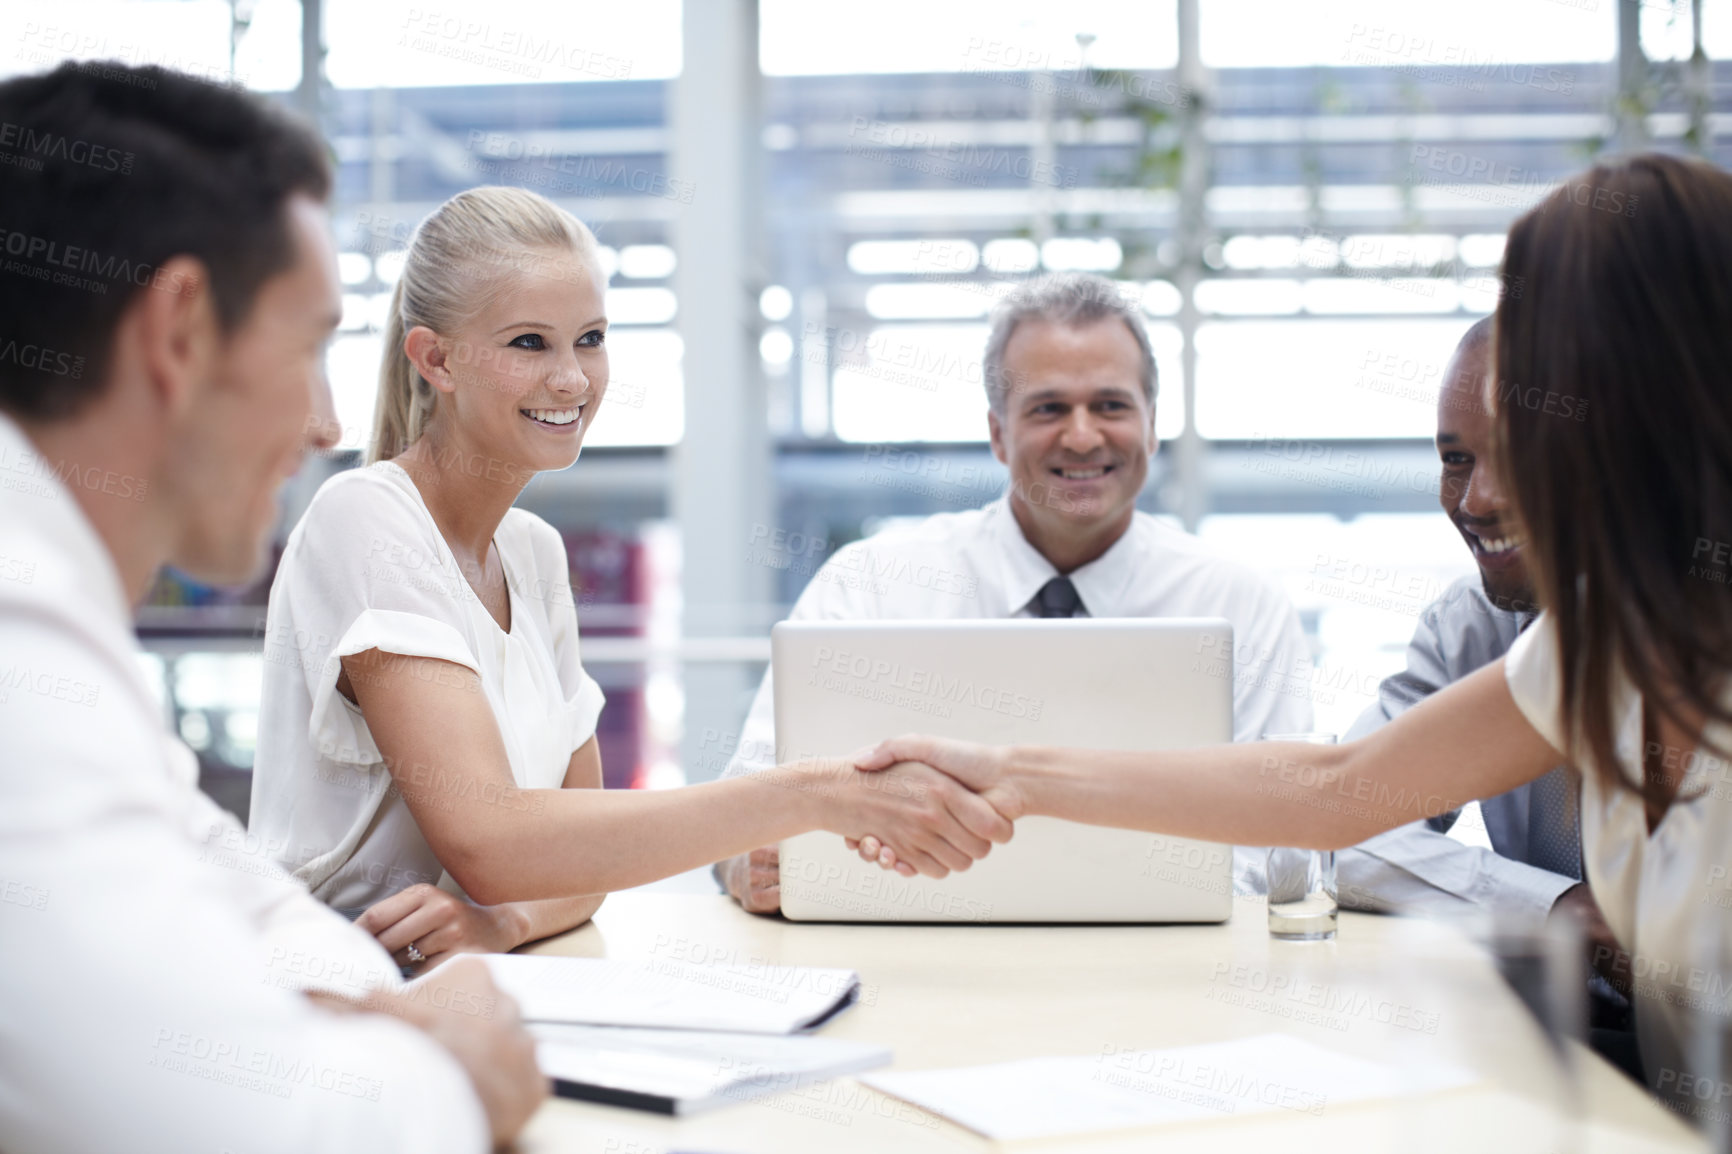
{"left": 0, "top": 411, "right": 133, "bottom": 634}
{"left": 1070, "top": 524, "right": 1146, "bottom": 615}
{"left": 980, "top": 498, "right": 1142, "bottom": 617}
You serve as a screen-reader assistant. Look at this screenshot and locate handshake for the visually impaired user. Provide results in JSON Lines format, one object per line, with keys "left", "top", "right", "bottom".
{"left": 723, "top": 734, "right": 1026, "bottom": 914}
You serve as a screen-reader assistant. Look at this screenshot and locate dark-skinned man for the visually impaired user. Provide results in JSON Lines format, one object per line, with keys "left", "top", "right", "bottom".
{"left": 1336, "top": 316, "right": 1636, "bottom": 1076}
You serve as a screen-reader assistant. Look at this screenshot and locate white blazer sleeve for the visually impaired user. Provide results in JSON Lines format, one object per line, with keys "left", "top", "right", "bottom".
{"left": 0, "top": 610, "right": 489, "bottom": 1154}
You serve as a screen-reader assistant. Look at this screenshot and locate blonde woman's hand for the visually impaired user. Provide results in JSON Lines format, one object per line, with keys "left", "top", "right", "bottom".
{"left": 848, "top": 735, "right": 1027, "bottom": 874}
{"left": 770, "top": 756, "right": 1013, "bottom": 879}
{"left": 357, "top": 884, "right": 523, "bottom": 975}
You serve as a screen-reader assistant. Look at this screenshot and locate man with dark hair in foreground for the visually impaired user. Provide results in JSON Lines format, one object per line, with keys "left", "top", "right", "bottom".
{"left": 0, "top": 63, "right": 542, "bottom": 1152}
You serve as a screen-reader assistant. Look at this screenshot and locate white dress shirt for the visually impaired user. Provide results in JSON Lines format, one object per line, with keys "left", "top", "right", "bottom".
{"left": 1337, "top": 576, "right": 1581, "bottom": 924}
{"left": 0, "top": 415, "right": 487, "bottom": 1154}
{"left": 722, "top": 499, "right": 1316, "bottom": 891}
{"left": 251, "top": 461, "right": 605, "bottom": 912}
{"left": 1505, "top": 611, "right": 1732, "bottom": 1111}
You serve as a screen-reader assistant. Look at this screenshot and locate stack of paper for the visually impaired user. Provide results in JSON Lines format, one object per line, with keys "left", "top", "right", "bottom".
{"left": 479, "top": 954, "right": 861, "bottom": 1034}
{"left": 530, "top": 1023, "right": 890, "bottom": 1115}
{"left": 862, "top": 1033, "right": 1477, "bottom": 1141}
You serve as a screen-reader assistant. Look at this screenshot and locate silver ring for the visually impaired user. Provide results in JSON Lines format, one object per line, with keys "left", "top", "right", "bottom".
{"left": 405, "top": 941, "right": 425, "bottom": 964}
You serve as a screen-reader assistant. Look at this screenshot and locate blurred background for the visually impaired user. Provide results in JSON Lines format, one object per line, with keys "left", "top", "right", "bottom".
{"left": 9, "top": 0, "right": 1726, "bottom": 823}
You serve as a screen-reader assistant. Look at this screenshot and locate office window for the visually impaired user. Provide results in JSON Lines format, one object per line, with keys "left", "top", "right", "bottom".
{"left": 172, "top": 654, "right": 269, "bottom": 768}
{"left": 326, "top": 334, "right": 384, "bottom": 453}
{"left": 1199, "top": 0, "right": 1615, "bottom": 67}
{"left": 760, "top": 0, "right": 1179, "bottom": 75}
{"left": 1198, "top": 512, "right": 1476, "bottom": 736}
{"left": 1195, "top": 319, "right": 1470, "bottom": 441}
{"left": 326, "top": 0, "right": 681, "bottom": 88}
{"left": 848, "top": 239, "right": 979, "bottom": 275}
{"left": 2, "top": 0, "right": 296, "bottom": 87}
{"left": 585, "top": 329, "right": 685, "bottom": 448}
{"left": 831, "top": 324, "right": 993, "bottom": 442}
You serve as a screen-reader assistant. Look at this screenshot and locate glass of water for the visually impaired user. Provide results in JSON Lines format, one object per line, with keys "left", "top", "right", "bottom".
{"left": 1262, "top": 732, "right": 1339, "bottom": 941}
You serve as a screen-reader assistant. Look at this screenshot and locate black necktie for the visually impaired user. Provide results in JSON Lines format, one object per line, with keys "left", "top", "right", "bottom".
{"left": 1034, "top": 576, "right": 1083, "bottom": 618}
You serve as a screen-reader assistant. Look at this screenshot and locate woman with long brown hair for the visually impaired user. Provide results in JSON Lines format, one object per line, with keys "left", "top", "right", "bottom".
{"left": 855, "top": 152, "right": 1732, "bottom": 1112}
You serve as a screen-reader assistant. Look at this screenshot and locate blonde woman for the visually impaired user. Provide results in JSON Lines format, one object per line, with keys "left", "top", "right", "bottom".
{"left": 250, "top": 187, "right": 1009, "bottom": 972}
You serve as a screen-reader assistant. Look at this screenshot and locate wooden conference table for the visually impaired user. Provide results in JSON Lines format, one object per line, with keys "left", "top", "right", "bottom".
{"left": 516, "top": 893, "right": 1703, "bottom": 1153}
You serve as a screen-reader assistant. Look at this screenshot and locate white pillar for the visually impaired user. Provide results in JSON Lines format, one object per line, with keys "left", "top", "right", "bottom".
{"left": 1613, "top": 0, "right": 1649, "bottom": 152}
{"left": 297, "top": 0, "right": 323, "bottom": 124}
{"left": 1171, "top": 0, "right": 1212, "bottom": 533}
{"left": 670, "top": 0, "right": 771, "bottom": 782}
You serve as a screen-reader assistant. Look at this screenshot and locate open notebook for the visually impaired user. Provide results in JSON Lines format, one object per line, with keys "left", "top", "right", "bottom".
{"left": 531, "top": 1023, "right": 890, "bottom": 1115}
{"left": 477, "top": 954, "right": 862, "bottom": 1034}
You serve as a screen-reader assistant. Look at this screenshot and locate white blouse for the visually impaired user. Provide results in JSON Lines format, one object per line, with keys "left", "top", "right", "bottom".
{"left": 250, "top": 461, "right": 605, "bottom": 911}
{"left": 1505, "top": 613, "right": 1731, "bottom": 1109}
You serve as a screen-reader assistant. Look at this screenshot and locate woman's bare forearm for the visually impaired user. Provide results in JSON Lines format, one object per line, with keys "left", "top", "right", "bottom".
{"left": 491, "top": 738, "right": 606, "bottom": 935}
{"left": 1007, "top": 662, "right": 1562, "bottom": 849}
{"left": 1010, "top": 741, "right": 1383, "bottom": 848}
{"left": 344, "top": 649, "right": 846, "bottom": 903}
{"left": 437, "top": 769, "right": 831, "bottom": 904}
{"left": 500, "top": 894, "right": 605, "bottom": 947}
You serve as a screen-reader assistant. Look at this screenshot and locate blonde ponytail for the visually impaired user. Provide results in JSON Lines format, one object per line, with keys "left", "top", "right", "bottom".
{"left": 368, "top": 278, "right": 433, "bottom": 463}
{"left": 365, "top": 186, "right": 600, "bottom": 464}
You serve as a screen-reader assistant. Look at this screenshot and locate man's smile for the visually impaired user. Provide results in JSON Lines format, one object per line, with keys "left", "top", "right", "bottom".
{"left": 1461, "top": 524, "right": 1525, "bottom": 569}
{"left": 1051, "top": 464, "right": 1115, "bottom": 481}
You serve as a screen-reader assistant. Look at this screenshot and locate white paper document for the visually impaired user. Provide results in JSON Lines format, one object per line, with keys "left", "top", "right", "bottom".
{"left": 861, "top": 1033, "right": 1477, "bottom": 1141}
{"left": 480, "top": 954, "right": 861, "bottom": 1034}
{"left": 531, "top": 1023, "right": 890, "bottom": 1115}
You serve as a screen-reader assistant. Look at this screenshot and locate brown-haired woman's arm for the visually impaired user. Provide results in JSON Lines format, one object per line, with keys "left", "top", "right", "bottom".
{"left": 854, "top": 661, "right": 1561, "bottom": 854}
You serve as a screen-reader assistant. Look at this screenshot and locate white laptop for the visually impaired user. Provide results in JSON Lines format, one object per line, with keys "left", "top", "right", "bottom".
{"left": 773, "top": 618, "right": 1236, "bottom": 924}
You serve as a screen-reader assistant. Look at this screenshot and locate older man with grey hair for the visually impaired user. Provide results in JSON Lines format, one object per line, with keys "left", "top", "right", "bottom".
{"left": 714, "top": 272, "right": 1317, "bottom": 913}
